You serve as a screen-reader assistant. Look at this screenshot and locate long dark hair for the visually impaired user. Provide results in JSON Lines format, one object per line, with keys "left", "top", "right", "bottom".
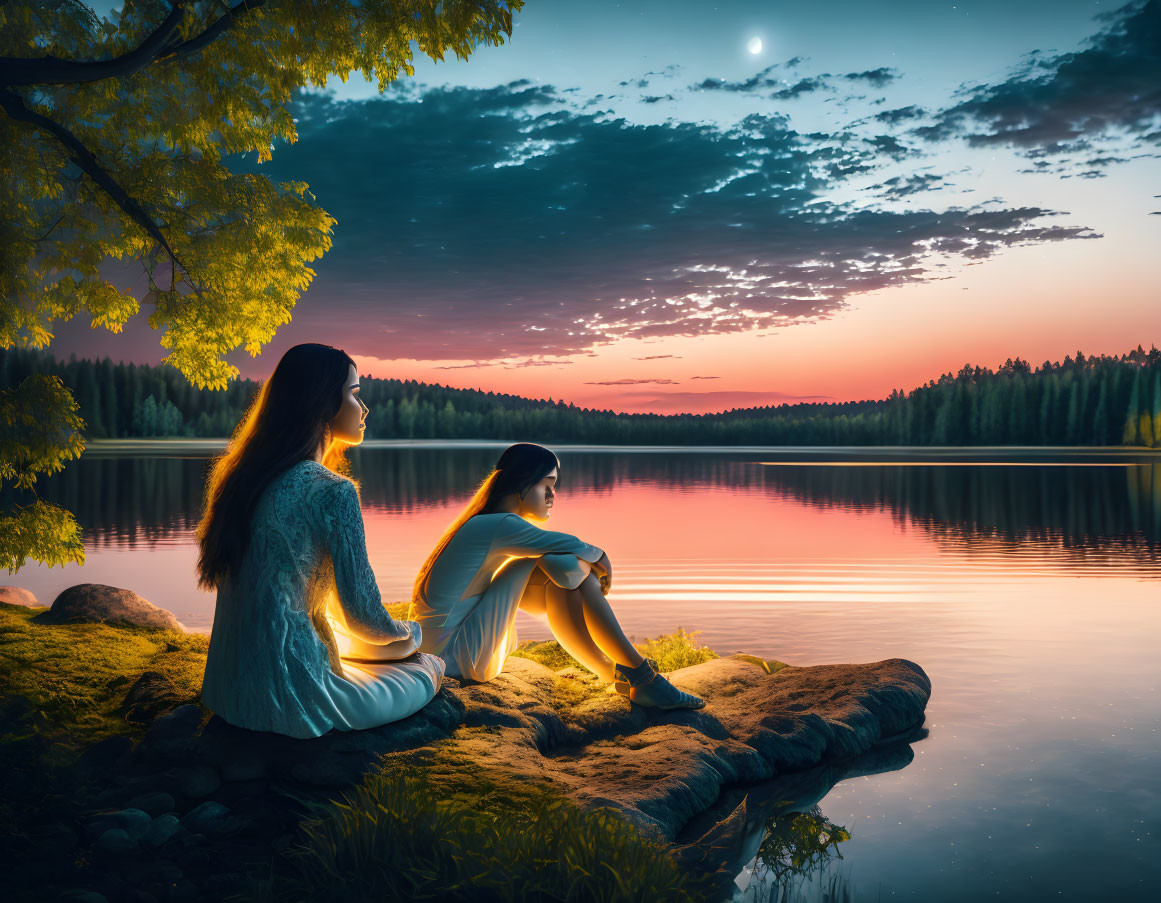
{"left": 196, "top": 343, "right": 358, "bottom": 590}
{"left": 412, "top": 443, "right": 560, "bottom": 604}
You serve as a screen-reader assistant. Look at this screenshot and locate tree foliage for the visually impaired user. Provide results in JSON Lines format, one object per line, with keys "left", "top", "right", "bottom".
{"left": 0, "top": 0, "right": 522, "bottom": 569}
{"left": 0, "top": 373, "right": 86, "bottom": 570}
{"left": 4, "top": 344, "right": 1160, "bottom": 447}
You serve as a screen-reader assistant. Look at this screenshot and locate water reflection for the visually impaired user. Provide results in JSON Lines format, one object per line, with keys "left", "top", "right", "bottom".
{"left": 676, "top": 730, "right": 925, "bottom": 902}
{"left": 757, "top": 459, "right": 1161, "bottom": 568}
{"left": 753, "top": 807, "right": 852, "bottom": 887}
{"left": 9, "top": 446, "right": 1160, "bottom": 901}
{"left": 20, "top": 448, "right": 1160, "bottom": 567}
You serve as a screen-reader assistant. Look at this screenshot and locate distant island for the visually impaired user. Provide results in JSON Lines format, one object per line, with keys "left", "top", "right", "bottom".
{"left": 3, "top": 346, "right": 1159, "bottom": 447}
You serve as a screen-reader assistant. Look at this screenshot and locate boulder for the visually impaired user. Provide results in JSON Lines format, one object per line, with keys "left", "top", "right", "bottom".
{"left": 0, "top": 585, "right": 40, "bottom": 607}
{"left": 36, "top": 584, "right": 185, "bottom": 632}
{"left": 125, "top": 791, "right": 176, "bottom": 818}
{"left": 143, "top": 704, "right": 205, "bottom": 759}
{"left": 62, "top": 651, "right": 929, "bottom": 901}
{"left": 181, "top": 801, "right": 231, "bottom": 836}
{"left": 119, "top": 672, "right": 193, "bottom": 725}
{"left": 166, "top": 763, "right": 220, "bottom": 798}
{"left": 188, "top": 654, "right": 930, "bottom": 846}
{"left": 386, "top": 655, "right": 931, "bottom": 841}
{"left": 143, "top": 814, "right": 182, "bottom": 848}
{"left": 94, "top": 827, "right": 135, "bottom": 855}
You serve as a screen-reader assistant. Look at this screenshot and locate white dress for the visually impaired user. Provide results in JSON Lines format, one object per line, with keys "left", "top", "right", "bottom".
{"left": 201, "top": 460, "right": 445, "bottom": 739}
{"left": 412, "top": 512, "right": 605, "bottom": 682}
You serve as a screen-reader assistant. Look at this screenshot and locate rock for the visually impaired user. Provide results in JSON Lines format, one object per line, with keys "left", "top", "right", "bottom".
{"left": 125, "top": 791, "right": 176, "bottom": 818}
{"left": 59, "top": 642, "right": 927, "bottom": 894}
{"left": 120, "top": 672, "right": 192, "bottom": 725}
{"left": 220, "top": 752, "right": 266, "bottom": 783}
{"left": 36, "top": 584, "right": 185, "bottom": 632}
{"left": 143, "top": 814, "right": 182, "bottom": 848}
{"left": 150, "top": 859, "right": 183, "bottom": 884}
{"left": 110, "top": 808, "right": 152, "bottom": 840}
{"left": 83, "top": 813, "right": 122, "bottom": 842}
{"left": 79, "top": 734, "right": 134, "bottom": 769}
{"left": 289, "top": 752, "right": 374, "bottom": 787}
{"left": 379, "top": 655, "right": 932, "bottom": 843}
{"left": 180, "top": 801, "right": 230, "bottom": 836}
{"left": 166, "top": 764, "right": 220, "bottom": 798}
{"left": 95, "top": 827, "right": 135, "bottom": 855}
{"left": 165, "top": 654, "right": 929, "bottom": 851}
{"left": 144, "top": 705, "right": 205, "bottom": 758}
{"left": 57, "top": 892, "right": 109, "bottom": 903}
{"left": 166, "top": 882, "right": 198, "bottom": 903}
{"left": 0, "top": 585, "right": 40, "bottom": 607}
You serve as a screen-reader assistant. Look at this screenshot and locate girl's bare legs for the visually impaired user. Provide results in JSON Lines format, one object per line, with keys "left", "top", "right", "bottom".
{"left": 543, "top": 574, "right": 646, "bottom": 683}
{"left": 518, "top": 564, "right": 612, "bottom": 678}
{"left": 519, "top": 562, "right": 645, "bottom": 682}
{"left": 519, "top": 563, "right": 703, "bottom": 709}
{"left": 575, "top": 572, "right": 645, "bottom": 670}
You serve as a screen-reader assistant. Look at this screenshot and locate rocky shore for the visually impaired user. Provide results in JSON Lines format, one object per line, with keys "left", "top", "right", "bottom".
{"left": 1, "top": 586, "right": 931, "bottom": 902}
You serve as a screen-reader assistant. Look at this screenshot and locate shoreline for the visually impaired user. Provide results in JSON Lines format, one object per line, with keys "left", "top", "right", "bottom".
{"left": 81, "top": 438, "right": 1161, "bottom": 457}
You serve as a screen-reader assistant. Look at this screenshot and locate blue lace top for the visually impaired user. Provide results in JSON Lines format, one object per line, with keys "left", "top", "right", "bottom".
{"left": 200, "top": 459, "right": 421, "bottom": 737}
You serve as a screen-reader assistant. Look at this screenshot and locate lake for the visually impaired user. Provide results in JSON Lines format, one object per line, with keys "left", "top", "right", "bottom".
{"left": 11, "top": 442, "right": 1161, "bottom": 901}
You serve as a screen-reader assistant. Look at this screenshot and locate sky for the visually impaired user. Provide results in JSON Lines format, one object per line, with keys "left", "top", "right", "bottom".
{"left": 57, "top": 0, "right": 1161, "bottom": 413}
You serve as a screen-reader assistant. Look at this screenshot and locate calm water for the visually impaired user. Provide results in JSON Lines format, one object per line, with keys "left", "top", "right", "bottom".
{"left": 10, "top": 443, "right": 1161, "bottom": 901}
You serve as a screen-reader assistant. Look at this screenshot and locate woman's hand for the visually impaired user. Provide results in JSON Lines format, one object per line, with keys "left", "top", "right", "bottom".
{"left": 590, "top": 552, "right": 613, "bottom": 596}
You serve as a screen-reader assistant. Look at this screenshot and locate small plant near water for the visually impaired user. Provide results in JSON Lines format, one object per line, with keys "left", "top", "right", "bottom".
{"left": 754, "top": 805, "right": 852, "bottom": 891}
{"left": 241, "top": 768, "right": 710, "bottom": 903}
{"left": 636, "top": 627, "right": 720, "bottom": 672}
{"left": 512, "top": 627, "right": 719, "bottom": 675}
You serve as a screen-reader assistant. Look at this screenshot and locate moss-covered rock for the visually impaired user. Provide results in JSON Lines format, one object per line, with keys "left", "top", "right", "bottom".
{"left": 37, "top": 583, "right": 187, "bottom": 632}
{"left": 1, "top": 599, "right": 932, "bottom": 903}
{"left": 0, "top": 601, "right": 206, "bottom": 751}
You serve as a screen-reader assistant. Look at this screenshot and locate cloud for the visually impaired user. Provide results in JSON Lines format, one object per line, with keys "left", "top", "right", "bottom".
{"left": 870, "top": 171, "right": 951, "bottom": 200}
{"left": 503, "top": 358, "right": 575, "bottom": 368}
{"left": 690, "top": 375, "right": 720, "bottom": 379}
{"left": 695, "top": 65, "right": 897, "bottom": 100}
{"left": 914, "top": 0, "right": 1161, "bottom": 169}
{"left": 621, "top": 65, "right": 682, "bottom": 89}
{"left": 843, "top": 67, "right": 899, "bottom": 88}
{"left": 873, "top": 105, "right": 928, "bottom": 125}
{"left": 633, "top": 354, "right": 681, "bottom": 360}
{"left": 769, "top": 76, "right": 830, "bottom": 101}
{"left": 583, "top": 378, "right": 680, "bottom": 386}
{"left": 254, "top": 80, "right": 1099, "bottom": 362}
{"left": 615, "top": 389, "right": 832, "bottom": 414}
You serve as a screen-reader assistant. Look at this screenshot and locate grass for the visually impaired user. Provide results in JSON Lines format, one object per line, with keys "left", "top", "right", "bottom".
{"left": 510, "top": 626, "right": 721, "bottom": 675}
{"left": 240, "top": 764, "right": 712, "bottom": 903}
{"left": 0, "top": 602, "right": 208, "bottom": 853}
{"left": 0, "top": 602, "right": 207, "bottom": 751}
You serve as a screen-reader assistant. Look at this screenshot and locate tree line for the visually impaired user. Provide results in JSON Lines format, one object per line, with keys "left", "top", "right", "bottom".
{"left": 2, "top": 345, "right": 1159, "bottom": 446}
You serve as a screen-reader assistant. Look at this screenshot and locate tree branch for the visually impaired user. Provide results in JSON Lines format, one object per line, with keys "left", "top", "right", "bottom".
{"left": 0, "top": 5, "right": 185, "bottom": 87}
{"left": 0, "top": 89, "right": 193, "bottom": 288}
{"left": 0, "top": 1, "right": 269, "bottom": 88}
{"left": 157, "top": 0, "right": 268, "bottom": 63}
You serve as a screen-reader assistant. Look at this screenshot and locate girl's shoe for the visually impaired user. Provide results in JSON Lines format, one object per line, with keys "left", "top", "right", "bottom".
{"left": 612, "top": 658, "right": 705, "bottom": 710}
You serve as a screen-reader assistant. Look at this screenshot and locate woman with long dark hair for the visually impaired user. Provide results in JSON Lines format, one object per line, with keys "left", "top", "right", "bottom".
{"left": 198, "top": 343, "right": 444, "bottom": 738}
{"left": 412, "top": 443, "right": 704, "bottom": 709}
